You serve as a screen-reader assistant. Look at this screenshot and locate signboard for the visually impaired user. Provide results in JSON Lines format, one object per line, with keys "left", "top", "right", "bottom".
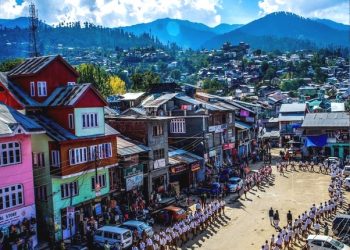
{"left": 0, "top": 205, "right": 36, "bottom": 228}
{"left": 123, "top": 164, "right": 143, "bottom": 178}
{"left": 208, "top": 124, "right": 227, "bottom": 133}
{"left": 154, "top": 159, "right": 166, "bottom": 169}
{"left": 209, "top": 150, "right": 216, "bottom": 157}
{"left": 126, "top": 174, "right": 143, "bottom": 191}
{"left": 223, "top": 143, "right": 234, "bottom": 150}
{"left": 191, "top": 162, "right": 201, "bottom": 172}
{"left": 245, "top": 116, "right": 255, "bottom": 123}
{"left": 170, "top": 164, "right": 187, "bottom": 174}
{"left": 95, "top": 203, "right": 102, "bottom": 216}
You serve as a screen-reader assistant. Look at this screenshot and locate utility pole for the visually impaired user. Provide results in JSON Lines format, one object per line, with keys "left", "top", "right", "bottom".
{"left": 69, "top": 182, "right": 73, "bottom": 243}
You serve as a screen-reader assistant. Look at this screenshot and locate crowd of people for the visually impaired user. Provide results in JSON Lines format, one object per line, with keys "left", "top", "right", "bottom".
{"left": 122, "top": 199, "right": 226, "bottom": 250}
{"left": 261, "top": 160, "right": 346, "bottom": 250}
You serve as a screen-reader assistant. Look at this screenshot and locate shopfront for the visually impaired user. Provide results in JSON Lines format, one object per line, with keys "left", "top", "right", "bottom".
{"left": 169, "top": 164, "right": 189, "bottom": 192}
{"left": 223, "top": 143, "right": 234, "bottom": 166}
{"left": 0, "top": 204, "right": 38, "bottom": 249}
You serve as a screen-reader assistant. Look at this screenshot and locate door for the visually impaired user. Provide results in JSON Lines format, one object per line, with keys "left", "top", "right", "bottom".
{"left": 62, "top": 208, "right": 76, "bottom": 240}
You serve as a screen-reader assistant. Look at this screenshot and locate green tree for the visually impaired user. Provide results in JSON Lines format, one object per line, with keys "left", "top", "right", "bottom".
{"left": 170, "top": 69, "right": 181, "bottom": 81}
{"left": 280, "top": 79, "right": 305, "bottom": 92}
{"left": 76, "top": 64, "right": 112, "bottom": 97}
{"left": 202, "top": 78, "right": 222, "bottom": 94}
{"left": 130, "top": 71, "right": 160, "bottom": 91}
{"left": 0, "top": 58, "right": 23, "bottom": 72}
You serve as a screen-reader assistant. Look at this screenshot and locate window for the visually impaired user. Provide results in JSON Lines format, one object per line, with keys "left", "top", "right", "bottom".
{"left": 89, "top": 145, "right": 98, "bottom": 161}
{"left": 0, "top": 184, "right": 23, "bottom": 211}
{"left": 91, "top": 174, "right": 107, "bottom": 190}
{"left": 0, "top": 142, "right": 21, "bottom": 167}
{"left": 68, "top": 114, "right": 74, "bottom": 129}
{"left": 69, "top": 147, "right": 88, "bottom": 165}
{"left": 37, "top": 81, "right": 47, "bottom": 97}
{"left": 51, "top": 150, "right": 60, "bottom": 167}
{"left": 33, "top": 152, "right": 45, "bottom": 168}
{"left": 153, "top": 125, "right": 164, "bottom": 136}
{"left": 60, "top": 182, "right": 78, "bottom": 199}
{"left": 98, "top": 143, "right": 112, "bottom": 159}
{"left": 82, "top": 113, "right": 98, "bottom": 128}
{"left": 35, "top": 185, "right": 47, "bottom": 201}
{"left": 170, "top": 119, "right": 186, "bottom": 133}
{"left": 30, "top": 82, "right": 35, "bottom": 96}
{"left": 153, "top": 149, "right": 165, "bottom": 160}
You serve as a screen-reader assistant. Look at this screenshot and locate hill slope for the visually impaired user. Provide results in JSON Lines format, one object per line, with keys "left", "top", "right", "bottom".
{"left": 203, "top": 12, "right": 349, "bottom": 50}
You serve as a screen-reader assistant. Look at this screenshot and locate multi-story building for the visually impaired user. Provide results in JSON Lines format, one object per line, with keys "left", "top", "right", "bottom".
{"left": 0, "top": 103, "right": 44, "bottom": 249}
{"left": 301, "top": 112, "right": 350, "bottom": 159}
{"left": 0, "top": 55, "right": 118, "bottom": 242}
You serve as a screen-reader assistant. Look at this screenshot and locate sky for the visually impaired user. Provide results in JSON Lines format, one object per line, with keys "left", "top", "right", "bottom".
{"left": 0, "top": 0, "right": 348, "bottom": 27}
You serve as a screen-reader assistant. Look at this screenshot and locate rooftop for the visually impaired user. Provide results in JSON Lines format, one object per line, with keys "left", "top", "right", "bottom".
{"left": 117, "top": 136, "right": 150, "bottom": 156}
{"left": 302, "top": 112, "right": 350, "bottom": 128}
{"left": 279, "top": 103, "right": 306, "bottom": 113}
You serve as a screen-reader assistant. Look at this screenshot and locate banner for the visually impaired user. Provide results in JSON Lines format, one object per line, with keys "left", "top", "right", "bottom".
{"left": 126, "top": 174, "right": 143, "bottom": 191}
{"left": 0, "top": 204, "right": 36, "bottom": 228}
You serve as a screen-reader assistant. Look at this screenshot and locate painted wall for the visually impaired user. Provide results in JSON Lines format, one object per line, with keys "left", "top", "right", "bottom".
{"left": 46, "top": 107, "right": 75, "bottom": 134}
{"left": 51, "top": 168, "right": 110, "bottom": 239}
{"left": 74, "top": 107, "right": 105, "bottom": 137}
{"left": 9, "top": 58, "right": 78, "bottom": 103}
{"left": 0, "top": 134, "right": 35, "bottom": 210}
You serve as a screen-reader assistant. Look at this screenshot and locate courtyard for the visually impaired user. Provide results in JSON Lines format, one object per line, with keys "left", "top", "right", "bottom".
{"left": 183, "top": 165, "right": 340, "bottom": 250}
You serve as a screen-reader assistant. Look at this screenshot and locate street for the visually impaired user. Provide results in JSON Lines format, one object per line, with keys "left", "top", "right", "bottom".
{"left": 182, "top": 165, "right": 339, "bottom": 250}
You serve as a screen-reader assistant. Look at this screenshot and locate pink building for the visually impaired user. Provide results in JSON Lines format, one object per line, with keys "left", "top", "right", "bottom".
{"left": 0, "top": 104, "right": 44, "bottom": 249}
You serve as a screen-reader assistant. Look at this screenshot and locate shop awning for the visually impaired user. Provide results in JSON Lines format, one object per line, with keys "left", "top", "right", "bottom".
{"left": 304, "top": 134, "right": 328, "bottom": 147}
{"left": 235, "top": 120, "right": 252, "bottom": 130}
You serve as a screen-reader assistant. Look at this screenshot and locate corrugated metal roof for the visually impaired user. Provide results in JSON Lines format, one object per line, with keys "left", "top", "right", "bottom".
{"left": 117, "top": 136, "right": 150, "bottom": 156}
{"left": 8, "top": 56, "right": 56, "bottom": 77}
{"left": 0, "top": 103, "right": 44, "bottom": 135}
{"left": 302, "top": 112, "right": 350, "bottom": 128}
{"left": 122, "top": 107, "right": 147, "bottom": 116}
{"left": 235, "top": 120, "right": 252, "bottom": 130}
{"left": 280, "top": 103, "right": 306, "bottom": 113}
{"left": 105, "top": 123, "right": 119, "bottom": 136}
{"left": 331, "top": 103, "right": 345, "bottom": 112}
{"left": 278, "top": 114, "right": 304, "bottom": 122}
{"left": 121, "top": 92, "right": 145, "bottom": 101}
{"left": 168, "top": 148, "right": 203, "bottom": 166}
{"left": 143, "top": 93, "right": 178, "bottom": 108}
{"left": 175, "top": 95, "right": 226, "bottom": 111}
{"left": 43, "top": 84, "right": 90, "bottom": 106}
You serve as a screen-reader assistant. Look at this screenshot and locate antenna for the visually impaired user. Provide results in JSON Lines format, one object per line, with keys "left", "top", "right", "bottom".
{"left": 29, "top": 1, "right": 39, "bottom": 57}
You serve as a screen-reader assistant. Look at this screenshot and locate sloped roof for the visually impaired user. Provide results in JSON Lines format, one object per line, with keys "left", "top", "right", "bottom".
{"left": 235, "top": 120, "right": 252, "bottom": 130}
{"left": 302, "top": 112, "right": 349, "bottom": 128}
{"left": 117, "top": 136, "right": 150, "bottom": 156}
{"left": 175, "top": 94, "right": 227, "bottom": 111}
{"left": 44, "top": 83, "right": 91, "bottom": 107}
{"left": 280, "top": 103, "right": 306, "bottom": 113}
{"left": 8, "top": 55, "right": 78, "bottom": 77}
{"left": 121, "top": 92, "right": 145, "bottom": 101}
{"left": 168, "top": 147, "right": 203, "bottom": 166}
{"left": 143, "top": 93, "right": 178, "bottom": 108}
{"left": 278, "top": 114, "right": 305, "bottom": 122}
{"left": 0, "top": 103, "right": 44, "bottom": 136}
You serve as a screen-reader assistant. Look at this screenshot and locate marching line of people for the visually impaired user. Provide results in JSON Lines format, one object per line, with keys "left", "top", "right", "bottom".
{"left": 261, "top": 160, "right": 346, "bottom": 250}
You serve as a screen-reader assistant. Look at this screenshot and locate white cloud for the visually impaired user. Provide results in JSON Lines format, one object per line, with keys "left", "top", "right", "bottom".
{"left": 258, "top": 0, "right": 349, "bottom": 24}
{"left": 0, "top": 0, "right": 222, "bottom": 27}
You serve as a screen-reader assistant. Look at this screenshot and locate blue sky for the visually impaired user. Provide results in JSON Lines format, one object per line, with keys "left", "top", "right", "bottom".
{"left": 1, "top": 0, "right": 348, "bottom": 27}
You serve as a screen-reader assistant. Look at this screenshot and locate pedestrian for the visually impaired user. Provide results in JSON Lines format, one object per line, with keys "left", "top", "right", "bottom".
{"left": 273, "top": 210, "right": 280, "bottom": 229}
{"left": 314, "top": 221, "right": 320, "bottom": 235}
{"left": 286, "top": 210, "right": 292, "bottom": 225}
{"left": 243, "top": 185, "right": 248, "bottom": 199}
{"left": 104, "top": 240, "right": 111, "bottom": 250}
{"left": 269, "top": 208, "right": 274, "bottom": 226}
{"left": 270, "top": 234, "right": 275, "bottom": 249}
{"left": 324, "top": 223, "right": 329, "bottom": 236}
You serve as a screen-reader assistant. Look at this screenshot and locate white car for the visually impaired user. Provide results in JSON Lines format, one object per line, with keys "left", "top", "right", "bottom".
{"left": 345, "top": 177, "right": 350, "bottom": 190}
{"left": 307, "top": 235, "right": 350, "bottom": 250}
{"left": 324, "top": 157, "right": 340, "bottom": 167}
{"left": 343, "top": 166, "right": 350, "bottom": 177}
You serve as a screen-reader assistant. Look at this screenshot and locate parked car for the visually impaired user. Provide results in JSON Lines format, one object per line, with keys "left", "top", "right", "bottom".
{"left": 307, "top": 235, "right": 350, "bottom": 249}
{"left": 226, "top": 177, "right": 243, "bottom": 193}
{"left": 324, "top": 157, "right": 341, "bottom": 167}
{"left": 119, "top": 220, "right": 154, "bottom": 238}
{"left": 155, "top": 205, "right": 187, "bottom": 224}
{"left": 343, "top": 166, "right": 350, "bottom": 177}
{"left": 196, "top": 182, "right": 221, "bottom": 196}
{"left": 345, "top": 177, "right": 350, "bottom": 190}
{"left": 94, "top": 226, "right": 133, "bottom": 249}
{"left": 332, "top": 214, "right": 350, "bottom": 235}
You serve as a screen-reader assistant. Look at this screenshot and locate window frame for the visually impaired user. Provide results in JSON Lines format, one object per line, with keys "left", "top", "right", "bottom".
{"left": 91, "top": 174, "right": 107, "bottom": 191}
{"left": 51, "top": 150, "right": 60, "bottom": 168}
{"left": 153, "top": 124, "right": 164, "bottom": 136}
{"left": 0, "top": 142, "right": 21, "bottom": 167}
{"left": 37, "top": 81, "right": 47, "bottom": 97}
{"left": 60, "top": 181, "right": 79, "bottom": 199}
{"left": 0, "top": 184, "right": 24, "bottom": 211}
{"left": 82, "top": 113, "right": 99, "bottom": 129}
{"left": 153, "top": 149, "right": 165, "bottom": 161}
{"left": 33, "top": 152, "right": 45, "bottom": 168}
{"left": 30, "top": 82, "right": 35, "bottom": 96}
{"left": 68, "top": 114, "right": 74, "bottom": 129}
{"left": 35, "top": 185, "right": 48, "bottom": 202}
{"left": 170, "top": 119, "right": 186, "bottom": 134}
{"left": 69, "top": 147, "right": 88, "bottom": 165}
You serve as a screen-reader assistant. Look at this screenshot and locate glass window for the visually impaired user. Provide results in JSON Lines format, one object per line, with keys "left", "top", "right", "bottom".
{"left": 0, "top": 184, "right": 23, "bottom": 211}
{"left": 60, "top": 181, "right": 79, "bottom": 199}
{"left": 82, "top": 113, "right": 98, "bottom": 128}
{"left": 0, "top": 142, "right": 21, "bottom": 167}
{"left": 37, "top": 81, "right": 47, "bottom": 97}
{"left": 170, "top": 119, "right": 186, "bottom": 134}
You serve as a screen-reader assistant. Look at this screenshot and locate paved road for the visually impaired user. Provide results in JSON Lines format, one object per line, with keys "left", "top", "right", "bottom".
{"left": 182, "top": 167, "right": 338, "bottom": 250}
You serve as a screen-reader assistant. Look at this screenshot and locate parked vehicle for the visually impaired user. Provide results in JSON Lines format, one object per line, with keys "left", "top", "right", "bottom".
{"left": 119, "top": 220, "right": 154, "bottom": 238}
{"left": 343, "top": 166, "right": 350, "bottom": 177}
{"left": 307, "top": 235, "right": 350, "bottom": 249}
{"left": 324, "top": 157, "right": 341, "bottom": 167}
{"left": 155, "top": 205, "right": 187, "bottom": 224}
{"left": 332, "top": 214, "right": 350, "bottom": 236}
{"left": 196, "top": 182, "right": 221, "bottom": 196}
{"left": 344, "top": 177, "right": 350, "bottom": 190}
{"left": 93, "top": 226, "right": 132, "bottom": 249}
{"left": 226, "top": 177, "right": 243, "bottom": 193}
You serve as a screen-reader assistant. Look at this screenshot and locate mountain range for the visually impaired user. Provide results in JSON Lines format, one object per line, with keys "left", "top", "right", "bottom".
{"left": 0, "top": 12, "right": 349, "bottom": 58}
